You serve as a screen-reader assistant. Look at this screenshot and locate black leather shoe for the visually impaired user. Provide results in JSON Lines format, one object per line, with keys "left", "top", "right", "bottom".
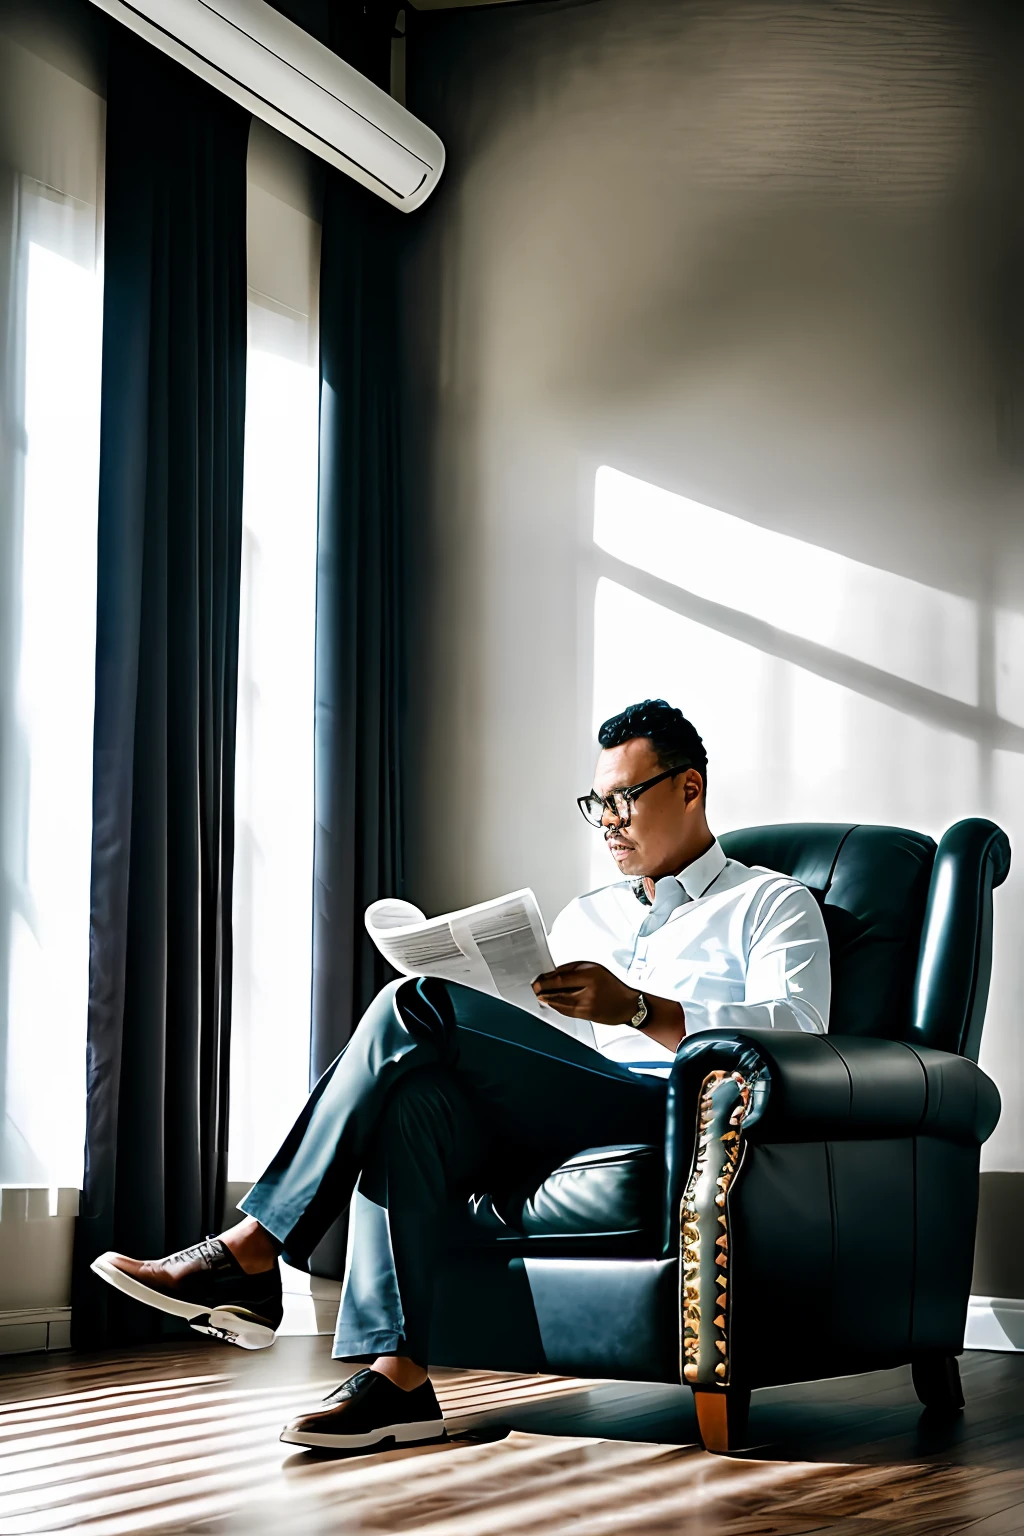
{"left": 91, "top": 1237, "right": 283, "bottom": 1349}
{"left": 280, "top": 1369, "right": 447, "bottom": 1450}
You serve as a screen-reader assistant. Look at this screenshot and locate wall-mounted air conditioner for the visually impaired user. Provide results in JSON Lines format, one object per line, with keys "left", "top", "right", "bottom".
{"left": 87, "top": 0, "right": 444, "bottom": 210}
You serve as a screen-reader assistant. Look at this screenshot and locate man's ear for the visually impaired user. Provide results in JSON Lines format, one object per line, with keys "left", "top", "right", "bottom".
{"left": 682, "top": 769, "right": 704, "bottom": 807}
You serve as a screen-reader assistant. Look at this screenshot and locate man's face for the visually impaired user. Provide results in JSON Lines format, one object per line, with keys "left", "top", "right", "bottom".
{"left": 591, "top": 737, "right": 704, "bottom": 880}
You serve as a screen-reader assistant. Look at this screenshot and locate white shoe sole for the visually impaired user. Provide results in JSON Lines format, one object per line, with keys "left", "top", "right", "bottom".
{"left": 280, "top": 1418, "right": 448, "bottom": 1450}
{"left": 90, "top": 1252, "right": 278, "bottom": 1350}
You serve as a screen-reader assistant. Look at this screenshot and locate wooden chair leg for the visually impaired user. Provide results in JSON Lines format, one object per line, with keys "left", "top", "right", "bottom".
{"left": 912, "top": 1353, "right": 965, "bottom": 1414}
{"left": 693, "top": 1388, "right": 751, "bottom": 1452}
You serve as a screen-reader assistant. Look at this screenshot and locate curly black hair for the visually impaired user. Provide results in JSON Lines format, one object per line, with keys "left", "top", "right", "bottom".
{"left": 597, "top": 699, "right": 707, "bottom": 796}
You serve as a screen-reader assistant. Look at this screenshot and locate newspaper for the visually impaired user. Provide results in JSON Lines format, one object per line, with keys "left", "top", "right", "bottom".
{"left": 365, "top": 888, "right": 596, "bottom": 1046}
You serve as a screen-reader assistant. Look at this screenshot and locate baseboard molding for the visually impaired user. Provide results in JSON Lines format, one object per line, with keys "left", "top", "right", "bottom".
{"left": 0, "top": 1272, "right": 340, "bottom": 1355}
{"left": 0, "top": 1187, "right": 78, "bottom": 1330}
{"left": 973, "top": 1173, "right": 1024, "bottom": 1299}
{"left": 0, "top": 1297, "right": 1017, "bottom": 1356}
{"left": 0, "top": 1306, "right": 71, "bottom": 1355}
{"left": 965, "top": 1295, "right": 1024, "bottom": 1353}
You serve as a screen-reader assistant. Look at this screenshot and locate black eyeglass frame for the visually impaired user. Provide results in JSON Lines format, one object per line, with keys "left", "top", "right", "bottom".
{"left": 576, "top": 762, "right": 693, "bottom": 828}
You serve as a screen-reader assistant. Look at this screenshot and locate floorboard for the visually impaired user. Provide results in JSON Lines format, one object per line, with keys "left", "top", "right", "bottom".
{"left": 0, "top": 1338, "right": 1020, "bottom": 1534}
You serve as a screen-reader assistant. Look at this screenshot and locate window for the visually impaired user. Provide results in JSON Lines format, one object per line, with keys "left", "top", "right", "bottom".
{"left": 229, "top": 126, "right": 322, "bottom": 1182}
{"left": 0, "top": 182, "right": 103, "bottom": 1188}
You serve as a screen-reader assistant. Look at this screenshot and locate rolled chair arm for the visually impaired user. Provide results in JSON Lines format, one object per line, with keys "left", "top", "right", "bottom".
{"left": 911, "top": 817, "right": 1011, "bottom": 1060}
{"left": 662, "top": 1030, "right": 1000, "bottom": 1254}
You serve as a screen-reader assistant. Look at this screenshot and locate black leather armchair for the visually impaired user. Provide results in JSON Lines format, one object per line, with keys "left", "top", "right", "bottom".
{"left": 428, "top": 818, "right": 1010, "bottom": 1451}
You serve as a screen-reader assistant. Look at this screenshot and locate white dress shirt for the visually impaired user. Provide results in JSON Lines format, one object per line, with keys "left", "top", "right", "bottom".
{"left": 547, "top": 839, "right": 830, "bottom": 1076}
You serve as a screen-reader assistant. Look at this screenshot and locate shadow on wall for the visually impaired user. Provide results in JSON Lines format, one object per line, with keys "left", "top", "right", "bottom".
{"left": 590, "top": 464, "right": 1023, "bottom": 858}
{"left": 587, "top": 467, "right": 1024, "bottom": 1116}
{"left": 587, "top": 465, "right": 1024, "bottom": 1296}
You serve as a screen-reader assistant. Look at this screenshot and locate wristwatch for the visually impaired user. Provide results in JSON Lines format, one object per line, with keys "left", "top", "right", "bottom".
{"left": 629, "top": 992, "right": 649, "bottom": 1029}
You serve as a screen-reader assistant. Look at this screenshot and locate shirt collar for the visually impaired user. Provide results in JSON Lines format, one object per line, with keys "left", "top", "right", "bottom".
{"left": 675, "top": 838, "right": 727, "bottom": 901}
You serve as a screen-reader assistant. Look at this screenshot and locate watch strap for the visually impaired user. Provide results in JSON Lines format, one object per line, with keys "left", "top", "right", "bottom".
{"left": 630, "top": 992, "right": 648, "bottom": 1028}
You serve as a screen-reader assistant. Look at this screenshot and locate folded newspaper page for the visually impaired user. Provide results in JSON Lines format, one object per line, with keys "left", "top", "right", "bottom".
{"left": 365, "top": 888, "right": 596, "bottom": 1046}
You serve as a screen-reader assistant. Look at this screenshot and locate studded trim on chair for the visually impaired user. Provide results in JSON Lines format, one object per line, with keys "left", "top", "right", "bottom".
{"left": 680, "top": 1070, "right": 754, "bottom": 1387}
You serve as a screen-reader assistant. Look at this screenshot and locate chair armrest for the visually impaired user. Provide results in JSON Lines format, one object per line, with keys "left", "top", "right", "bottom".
{"left": 668, "top": 1030, "right": 1001, "bottom": 1143}
{"left": 912, "top": 817, "right": 1011, "bottom": 1059}
{"left": 662, "top": 1030, "right": 1000, "bottom": 1254}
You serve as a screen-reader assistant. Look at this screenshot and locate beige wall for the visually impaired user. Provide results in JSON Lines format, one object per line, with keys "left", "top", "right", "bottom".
{"left": 403, "top": 0, "right": 1024, "bottom": 1177}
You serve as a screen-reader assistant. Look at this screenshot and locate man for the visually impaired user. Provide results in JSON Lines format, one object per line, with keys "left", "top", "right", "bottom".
{"left": 93, "top": 699, "right": 830, "bottom": 1451}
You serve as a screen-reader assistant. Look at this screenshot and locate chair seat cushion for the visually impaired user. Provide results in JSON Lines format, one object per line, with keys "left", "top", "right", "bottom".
{"left": 448, "top": 1143, "right": 663, "bottom": 1256}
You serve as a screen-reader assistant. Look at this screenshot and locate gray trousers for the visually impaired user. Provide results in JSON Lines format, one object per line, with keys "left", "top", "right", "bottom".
{"left": 241, "top": 978, "right": 665, "bottom": 1365}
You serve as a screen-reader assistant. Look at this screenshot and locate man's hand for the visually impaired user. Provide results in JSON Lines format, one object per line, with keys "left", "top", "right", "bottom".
{"left": 533, "top": 962, "right": 688, "bottom": 1050}
{"left": 532, "top": 961, "right": 639, "bottom": 1024}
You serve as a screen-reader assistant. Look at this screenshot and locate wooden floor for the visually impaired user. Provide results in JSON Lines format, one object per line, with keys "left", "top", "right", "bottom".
{"left": 0, "top": 1337, "right": 1022, "bottom": 1535}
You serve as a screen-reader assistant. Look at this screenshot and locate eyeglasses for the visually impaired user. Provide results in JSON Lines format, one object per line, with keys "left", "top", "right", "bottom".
{"left": 576, "top": 763, "right": 691, "bottom": 829}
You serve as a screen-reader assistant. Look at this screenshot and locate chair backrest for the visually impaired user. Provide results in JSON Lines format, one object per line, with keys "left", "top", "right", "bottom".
{"left": 718, "top": 819, "right": 1010, "bottom": 1059}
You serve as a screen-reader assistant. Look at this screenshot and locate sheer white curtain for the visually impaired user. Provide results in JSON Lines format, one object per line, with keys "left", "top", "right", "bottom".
{"left": 229, "top": 123, "right": 322, "bottom": 1183}
{"left": 0, "top": 6, "right": 105, "bottom": 1189}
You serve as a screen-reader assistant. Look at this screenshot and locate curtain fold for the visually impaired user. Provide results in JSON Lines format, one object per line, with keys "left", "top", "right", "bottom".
{"left": 310, "top": 165, "right": 407, "bottom": 1090}
{"left": 309, "top": 2, "right": 406, "bottom": 1088}
{"left": 72, "top": 29, "right": 249, "bottom": 1348}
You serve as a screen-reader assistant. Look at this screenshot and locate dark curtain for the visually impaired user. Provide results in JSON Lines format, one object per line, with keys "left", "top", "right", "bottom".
{"left": 308, "top": 2, "right": 407, "bottom": 1087}
{"left": 310, "top": 170, "right": 407, "bottom": 1088}
{"left": 72, "top": 30, "right": 249, "bottom": 1348}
